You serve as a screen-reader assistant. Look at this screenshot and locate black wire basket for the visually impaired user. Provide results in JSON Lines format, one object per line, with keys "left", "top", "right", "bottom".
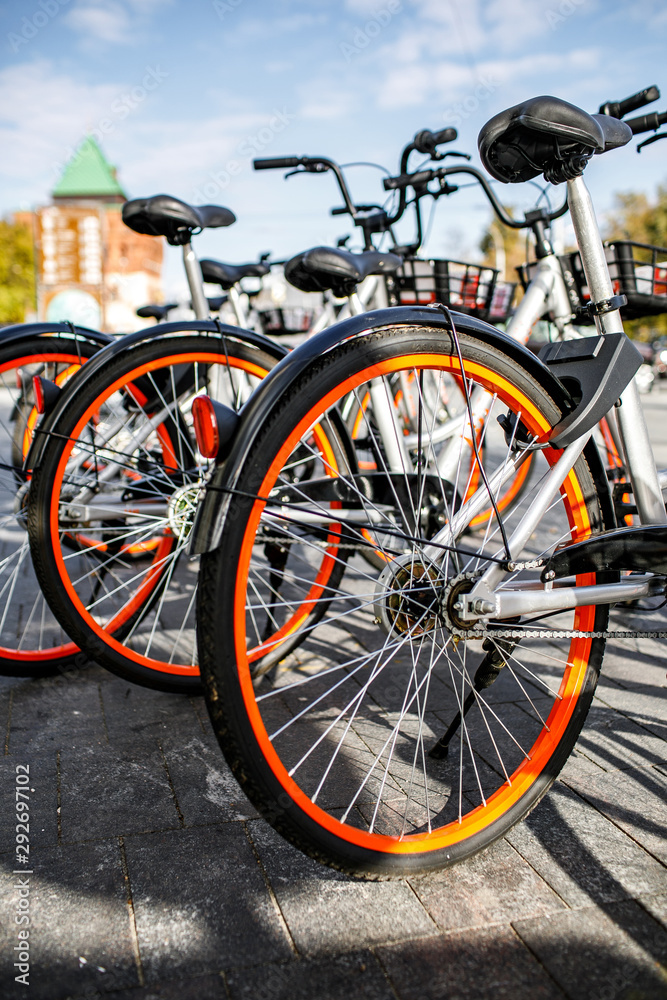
{"left": 385, "top": 258, "right": 515, "bottom": 322}
{"left": 257, "top": 306, "right": 316, "bottom": 337}
{"left": 518, "top": 241, "right": 667, "bottom": 322}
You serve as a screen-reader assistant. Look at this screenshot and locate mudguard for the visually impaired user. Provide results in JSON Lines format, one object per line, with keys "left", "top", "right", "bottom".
{"left": 191, "top": 305, "right": 582, "bottom": 555}
{"left": 24, "top": 320, "right": 288, "bottom": 472}
{"left": 0, "top": 321, "right": 112, "bottom": 351}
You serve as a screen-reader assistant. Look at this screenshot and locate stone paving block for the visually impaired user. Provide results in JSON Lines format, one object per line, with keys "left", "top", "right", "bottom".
{"left": 83, "top": 973, "right": 227, "bottom": 999}
{"left": 378, "top": 926, "right": 566, "bottom": 1000}
{"left": 507, "top": 782, "right": 667, "bottom": 907}
{"left": 513, "top": 898, "right": 667, "bottom": 1000}
{"left": 564, "top": 764, "right": 667, "bottom": 863}
{"left": 639, "top": 893, "right": 667, "bottom": 929}
{"left": 592, "top": 678, "right": 667, "bottom": 748}
{"left": 160, "top": 730, "right": 259, "bottom": 825}
{"left": 0, "top": 752, "right": 58, "bottom": 851}
{"left": 0, "top": 839, "right": 138, "bottom": 1000}
{"left": 601, "top": 632, "right": 667, "bottom": 690}
{"left": 7, "top": 674, "right": 107, "bottom": 753}
{"left": 123, "top": 825, "right": 292, "bottom": 981}
{"left": 59, "top": 744, "right": 181, "bottom": 842}
{"left": 558, "top": 746, "right": 608, "bottom": 781}
{"left": 99, "top": 676, "right": 199, "bottom": 744}
{"left": 571, "top": 700, "right": 667, "bottom": 772}
{"left": 248, "top": 819, "right": 437, "bottom": 956}
{"left": 227, "top": 952, "right": 393, "bottom": 1000}
{"left": 409, "top": 837, "right": 565, "bottom": 932}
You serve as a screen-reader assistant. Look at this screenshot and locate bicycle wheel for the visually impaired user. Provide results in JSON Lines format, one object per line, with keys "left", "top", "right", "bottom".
{"left": 198, "top": 324, "right": 610, "bottom": 876}
{"left": 28, "top": 333, "right": 348, "bottom": 692}
{"left": 0, "top": 335, "right": 101, "bottom": 675}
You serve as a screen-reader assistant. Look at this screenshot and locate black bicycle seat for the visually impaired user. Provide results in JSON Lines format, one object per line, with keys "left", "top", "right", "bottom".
{"left": 122, "top": 195, "right": 236, "bottom": 246}
{"left": 479, "top": 96, "right": 632, "bottom": 184}
{"left": 200, "top": 259, "right": 270, "bottom": 290}
{"left": 136, "top": 303, "right": 178, "bottom": 321}
{"left": 285, "top": 246, "right": 402, "bottom": 298}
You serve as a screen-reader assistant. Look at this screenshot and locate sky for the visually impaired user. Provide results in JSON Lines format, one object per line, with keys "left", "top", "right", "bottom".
{"left": 1, "top": 0, "right": 666, "bottom": 296}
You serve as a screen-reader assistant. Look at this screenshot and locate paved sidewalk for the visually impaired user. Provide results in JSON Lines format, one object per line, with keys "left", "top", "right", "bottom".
{"left": 1, "top": 393, "right": 667, "bottom": 1000}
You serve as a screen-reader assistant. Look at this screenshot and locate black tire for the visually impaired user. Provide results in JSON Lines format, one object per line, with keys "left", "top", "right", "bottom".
{"left": 0, "top": 335, "right": 101, "bottom": 675}
{"left": 198, "top": 325, "right": 611, "bottom": 876}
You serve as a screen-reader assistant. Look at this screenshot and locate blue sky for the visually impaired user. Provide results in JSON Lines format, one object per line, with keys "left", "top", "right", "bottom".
{"left": 1, "top": 0, "right": 666, "bottom": 294}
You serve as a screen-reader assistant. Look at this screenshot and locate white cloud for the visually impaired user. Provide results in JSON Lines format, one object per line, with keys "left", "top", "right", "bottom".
{"left": 65, "top": 0, "right": 172, "bottom": 47}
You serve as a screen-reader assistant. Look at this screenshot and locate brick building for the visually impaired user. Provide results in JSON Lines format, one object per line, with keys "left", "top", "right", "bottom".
{"left": 17, "top": 136, "right": 163, "bottom": 332}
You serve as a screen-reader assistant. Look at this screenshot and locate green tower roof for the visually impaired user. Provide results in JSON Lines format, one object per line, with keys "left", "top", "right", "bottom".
{"left": 52, "top": 136, "right": 126, "bottom": 199}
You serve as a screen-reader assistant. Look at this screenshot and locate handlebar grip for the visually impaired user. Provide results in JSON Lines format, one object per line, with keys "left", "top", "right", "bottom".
{"left": 626, "top": 110, "right": 667, "bottom": 134}
{"left": 253, "top": 156, "right": 302, "bottom": 170}
{"left": 384, "top": 169, "right": 436, "bottom": 190}
{"left": 599, "top": 86, "right": 660, "bottom": 119}
{"left": 430, "top": 127, "right": 458, "bottom": 146}
{"left": 412, "top": 128, "right": 457, "bottom": 154}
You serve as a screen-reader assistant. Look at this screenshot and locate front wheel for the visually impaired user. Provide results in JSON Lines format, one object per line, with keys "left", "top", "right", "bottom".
{"left": 198, "top": 324, "right": 610, "bottom": 876}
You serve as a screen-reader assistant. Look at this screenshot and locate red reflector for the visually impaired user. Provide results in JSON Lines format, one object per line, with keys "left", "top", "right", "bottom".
{"left": 32, "top": 375, "right": 46, "bottom": 414}
{"left": 192, "top": 395, "right": 220, "bottom": 459}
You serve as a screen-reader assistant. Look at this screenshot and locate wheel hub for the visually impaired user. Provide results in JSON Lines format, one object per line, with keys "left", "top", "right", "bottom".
{"left": 167, "top": 483, "right": 202, "bottom": 540}
{"left": 373, "top": 554, "right": 443, "bottom": 637}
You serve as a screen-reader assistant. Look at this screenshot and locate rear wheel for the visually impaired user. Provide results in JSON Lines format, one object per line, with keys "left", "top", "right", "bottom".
{"left": 198, "top": 324, "right": 610, "bottom": 876}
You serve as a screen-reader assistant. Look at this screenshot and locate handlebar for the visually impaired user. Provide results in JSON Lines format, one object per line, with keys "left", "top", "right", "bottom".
{"left": 625, "top": 109, "right": 667, "bottom": 134}
{"left": 253, "top": 155, "right": 358, "bottom": 217}
{"left": 384, "top": 163, "right": 569, "bottom": 229}
{"left": 599, "top": 85, "right": 660, "bottom": 120}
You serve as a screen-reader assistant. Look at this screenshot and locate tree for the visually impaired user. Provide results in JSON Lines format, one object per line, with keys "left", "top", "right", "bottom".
{"left": 0, "top": 218, "right": 36, "bottom": 324}
{"left": 604, "top": 183, "right": 667, "bottom": 339}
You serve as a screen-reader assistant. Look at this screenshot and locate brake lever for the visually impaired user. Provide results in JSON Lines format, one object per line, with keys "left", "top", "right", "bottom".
{"left": 284, "top": 163, "right": 329, "bottom": 179}
{"left": 637, "top": 132, "right": 667, "bottom": 152}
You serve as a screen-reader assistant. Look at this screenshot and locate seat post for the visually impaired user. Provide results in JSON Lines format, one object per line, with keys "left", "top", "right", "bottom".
{"left": 566, "top": 176, "right": 623, "bottom": 336}
{"left": 182, "top": 241, "right": 209, "bottom": 320}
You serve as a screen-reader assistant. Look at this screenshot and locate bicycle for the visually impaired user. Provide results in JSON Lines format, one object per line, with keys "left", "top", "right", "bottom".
{"left": 194, "top": 94, "right": 667, "bottom": 877}
{"left": 26, "top": 195, "right": 295, "bottom": 691}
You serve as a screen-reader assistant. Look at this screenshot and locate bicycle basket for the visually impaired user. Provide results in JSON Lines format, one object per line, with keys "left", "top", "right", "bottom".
{"left": 518, "top": 241, "right": 667, "bottom": 322}
{"left": 257, "top": 306, "right": 315, "bottom": 337}
{"left": 385, "top": 258, "right": 505, "bottom": 321}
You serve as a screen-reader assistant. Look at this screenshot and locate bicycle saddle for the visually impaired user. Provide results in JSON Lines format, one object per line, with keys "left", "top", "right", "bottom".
{"left": 285, "top": 246, "right": 403, "bottom": 298}
{"left": 200, "top": 258, "right": 270, "bottom": 290}
{"left": 478, "top": 96, "right": 632, "bottom": 184}
{"left": 122, "top": 195, "right": 236, "bottom": 246}
{"left": 136, "top": 303, "right": 178, "bottom": 321}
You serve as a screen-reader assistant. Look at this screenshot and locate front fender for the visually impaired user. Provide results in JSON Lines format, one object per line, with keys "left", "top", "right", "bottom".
{"left": 191, "top": 305, "right": 576, "bottom": 555}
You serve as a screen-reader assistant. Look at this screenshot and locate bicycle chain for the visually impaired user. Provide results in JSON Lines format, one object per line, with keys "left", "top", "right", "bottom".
{"left": 452, "top": 626, "right": 667, "bottom": 641}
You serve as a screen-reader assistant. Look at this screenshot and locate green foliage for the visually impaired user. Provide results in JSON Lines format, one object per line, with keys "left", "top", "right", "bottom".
{"left": 605, "top": 184, "right": 667, "bottom": 339}
{"left": 0, "top": 218, "right": 36, "bottom": 324}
